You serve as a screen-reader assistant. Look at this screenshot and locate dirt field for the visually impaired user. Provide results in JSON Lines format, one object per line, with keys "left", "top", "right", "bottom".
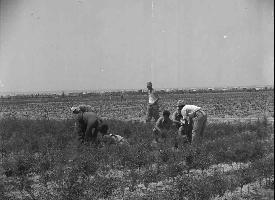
{"left": 0, "top": 90, "right": 274, "bottom": 200}
{"left": 0, "top": 90, "right": 274, "bottom": 122}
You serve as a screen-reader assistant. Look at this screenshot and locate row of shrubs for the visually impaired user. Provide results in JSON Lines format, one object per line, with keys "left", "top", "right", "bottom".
{"left": 0, "top": 117, "right": 273, "bottom": 199}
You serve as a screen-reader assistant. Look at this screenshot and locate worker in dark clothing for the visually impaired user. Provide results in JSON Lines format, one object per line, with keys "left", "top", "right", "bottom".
{"left": 72, "top": 110, "right": 108, "bottom": 144}
{"left": 152, "top": 110, "right": 174, "bottom": 143}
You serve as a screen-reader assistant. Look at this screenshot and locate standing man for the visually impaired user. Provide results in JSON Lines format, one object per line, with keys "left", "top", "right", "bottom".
{"left": 172, "top": 100, "right": 193, "bottom": 144}
{"left": 146, "top": 81, "right": 160, "bottom": 122}
{"left": 71, "top": 109, "right": 108, "bottom": 145}
{"left": 180, "top": 102, "right": 207, "bottom": 144}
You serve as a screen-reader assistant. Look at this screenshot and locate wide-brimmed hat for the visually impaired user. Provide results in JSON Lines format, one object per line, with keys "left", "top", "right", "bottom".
{"left": 176, "top": 100, "right": 185, "bottom": 107}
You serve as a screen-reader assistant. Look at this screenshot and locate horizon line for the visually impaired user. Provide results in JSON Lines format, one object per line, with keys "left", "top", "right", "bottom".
{"left": 0, "top": 84, "right": 274, "bottom": 95}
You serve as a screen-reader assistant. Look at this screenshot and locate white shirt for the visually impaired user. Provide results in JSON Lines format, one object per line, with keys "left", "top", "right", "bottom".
{"left": 148, "top": 89, "right": 158, "bottom": 104}
{"left": 181, "top": 105, "right": 201, "bottom": 120}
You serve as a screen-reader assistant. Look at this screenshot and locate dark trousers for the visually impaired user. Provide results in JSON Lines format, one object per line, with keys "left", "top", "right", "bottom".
{"left": 146, "top": 104, "right": 160, "bottom": 122}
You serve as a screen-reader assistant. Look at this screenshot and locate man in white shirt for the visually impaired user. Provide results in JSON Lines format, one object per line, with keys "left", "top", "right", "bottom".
{"left": 180, "top": 102, "right": 207, "bottom": 144}
{"left": 146, "top": 81, "right": 160, "bottom": 122}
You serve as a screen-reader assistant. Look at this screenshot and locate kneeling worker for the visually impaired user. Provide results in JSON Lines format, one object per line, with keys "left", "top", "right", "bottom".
{"left": 153, "top": 110, "right": 174, "bottom": 143}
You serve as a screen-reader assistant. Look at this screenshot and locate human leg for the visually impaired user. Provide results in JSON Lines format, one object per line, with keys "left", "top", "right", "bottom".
{"left": 146, "top": 105, "right": 153, "bottom": 122}
{"left": 192, "top": 113, "right": 205, "bottom": 144}
{"left": 200, "top": 114, "right": 207, "bottom": 139}
{"left": 152, "top": 104, "right": 160, "bottom": 122}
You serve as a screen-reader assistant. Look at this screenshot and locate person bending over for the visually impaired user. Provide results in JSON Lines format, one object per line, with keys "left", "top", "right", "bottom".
{"left": 72, "top": 110, "right": 108, "bottom": 145}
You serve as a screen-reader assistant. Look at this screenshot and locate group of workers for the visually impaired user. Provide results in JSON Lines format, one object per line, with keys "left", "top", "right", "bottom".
{"left": 146, "top": 81, "right": 207, "bottom": 145}
{"left": 71, "top": 81, "right": 207, "bottom": 148}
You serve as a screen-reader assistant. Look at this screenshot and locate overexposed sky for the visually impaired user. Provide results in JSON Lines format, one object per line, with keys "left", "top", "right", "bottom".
{"left": 0, "top": 0, "right": 274, "bottom": 92}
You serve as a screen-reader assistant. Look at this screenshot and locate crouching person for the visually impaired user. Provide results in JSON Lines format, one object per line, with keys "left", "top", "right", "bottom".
{"left": 181, "top": 103, "right": 207, "bottom": 144}
{"left": 72, "top": 109, "right": 108, "bottom": 145}
{"left": 172, "top": 100, "right": 193, "bottom": 144}
{"left": 153, "top": 110, "right": 174, "bottom": 143}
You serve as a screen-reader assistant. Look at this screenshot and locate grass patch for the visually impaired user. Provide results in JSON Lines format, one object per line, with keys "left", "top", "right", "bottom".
{"left": 0, "top": 117, "right": 273, "bottom": 199}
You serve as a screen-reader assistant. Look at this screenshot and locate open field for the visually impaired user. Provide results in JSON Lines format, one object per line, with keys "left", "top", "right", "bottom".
{"left": 0, "top": 90, "right": 274, "bottom": 199}
{"left": 0, "top": 118, "right": 273, "bottom": 199}
{"left": 0, "top": 90, "right": 274, "bottom": 121}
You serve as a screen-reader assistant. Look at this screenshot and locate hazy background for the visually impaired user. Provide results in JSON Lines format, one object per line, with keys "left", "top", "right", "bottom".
{"left": 0, "top": 0, "right": 274, "bottom": 93}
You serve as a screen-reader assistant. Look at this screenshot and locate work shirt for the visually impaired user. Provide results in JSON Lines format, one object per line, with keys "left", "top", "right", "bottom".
{"left": 148, "top": 89, "right": 159, "bottom": 105}
{"left": 155, "top": 117, "right": 173, "bottom": 131}
{"left": 181, "top": 105, "right": 201, "bottom": 120}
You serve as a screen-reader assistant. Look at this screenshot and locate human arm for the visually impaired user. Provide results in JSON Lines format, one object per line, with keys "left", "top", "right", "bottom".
{"left": 172, "top": 111, "right": 181, "bottom": 126}
{"left": 181, "top": 107, "right": 188, "bottom": 121}
{"left": 154, "top": 118, "right": 163, "bottom": 133}
{"left": 154, "top": 92, "right": 160, "bottom": 103}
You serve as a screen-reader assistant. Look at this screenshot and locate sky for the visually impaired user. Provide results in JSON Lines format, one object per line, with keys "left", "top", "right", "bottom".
{"left": 0, "top": 0, "right": 274, "bottom": 93}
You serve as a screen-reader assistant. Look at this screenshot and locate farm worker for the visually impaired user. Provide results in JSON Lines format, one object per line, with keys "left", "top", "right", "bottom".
{"left": 153, "top": 110, "right": 174, "bottom": 143}
{"left": 146, "top": 81, "right": 160, "bottom": 122}
{"left": 172, "top": 100, "right": 193, "bottom": 144}
{"left": 72, "top": 110, "right": 109, "bottom": 144}
{"left": 71, "top": 104, "right": 94, "bottom": 113}
{"left": 180, "top": 102, "right": 207, "bottom": 144}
